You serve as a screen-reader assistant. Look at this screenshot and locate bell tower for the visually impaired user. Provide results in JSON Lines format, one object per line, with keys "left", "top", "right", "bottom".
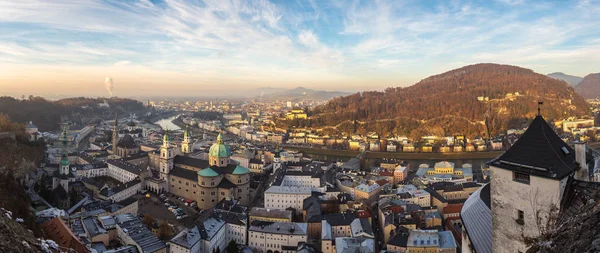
{"left": 160, "top": 132, "right": 174, "bottom": 180}
{"left": 272, "top": 146, "right": 282, "bottom": 174}
{"left": 181, "top": 125, "right": 192, "bottom": 154}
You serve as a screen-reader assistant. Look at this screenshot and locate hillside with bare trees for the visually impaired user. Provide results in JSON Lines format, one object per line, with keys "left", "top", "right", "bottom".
{"left": 284, "top": 63, "right": 589, "bottom": 138}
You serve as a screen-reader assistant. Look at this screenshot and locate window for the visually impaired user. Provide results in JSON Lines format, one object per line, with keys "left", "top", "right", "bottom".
{"left": 516, "top": 209, "right": 525, "bottom": 225}
{"left": 513, "top": 172, "right": 530, "bottom": 184}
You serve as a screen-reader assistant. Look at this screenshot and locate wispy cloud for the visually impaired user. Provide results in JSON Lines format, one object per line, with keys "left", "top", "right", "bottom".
{"left": 0, "top": 0, "right": 598, "bottom": 97}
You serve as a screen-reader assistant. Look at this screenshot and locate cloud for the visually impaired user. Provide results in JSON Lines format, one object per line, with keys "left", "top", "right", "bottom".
{"left": 0, "top": 0, "right": 598, "bottom": 95}
{"left": 113, "top": 61, "right": 131, "bottom": 67}
{"left": 496, "top": 0, "right": 524, "bottom": 6}
{"left": 298, "top": 30, "right": 319, "bottom": 48}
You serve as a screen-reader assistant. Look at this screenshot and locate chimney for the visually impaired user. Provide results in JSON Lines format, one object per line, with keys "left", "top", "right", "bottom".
{"left": 574, "top": 141, "right": 589, "bottom": 181}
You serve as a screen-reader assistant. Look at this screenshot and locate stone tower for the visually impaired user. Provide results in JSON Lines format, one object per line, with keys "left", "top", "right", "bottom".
{"left": 159, "top": 132, "right": 175, "bottom": 180}
{"left": 181, "top": 125, "right": 192, "bottom": 154}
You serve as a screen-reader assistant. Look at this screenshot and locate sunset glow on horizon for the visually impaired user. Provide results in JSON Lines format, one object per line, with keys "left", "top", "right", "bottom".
{"left": 1, "top": 0, "right": 599, "bottom": 98}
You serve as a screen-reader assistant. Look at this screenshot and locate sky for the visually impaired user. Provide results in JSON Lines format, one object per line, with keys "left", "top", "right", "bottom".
{"left": 0, "top": 0, "right": 599, "bottom": 98}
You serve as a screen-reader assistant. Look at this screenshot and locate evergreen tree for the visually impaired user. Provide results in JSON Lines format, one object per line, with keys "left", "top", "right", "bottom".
{"left": 226, "top": 240, "right": 240, "bottom": 253}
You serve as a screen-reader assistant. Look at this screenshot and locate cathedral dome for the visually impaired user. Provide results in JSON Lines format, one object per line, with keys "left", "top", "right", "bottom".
{"left": 209, "top": 133, "right": 231, "bottom": 158}
{"left": 198, "top": 167, "right": 219, "bottom": 177}
{"left": 232, "top": 165, "right": 250, "bottom": 175}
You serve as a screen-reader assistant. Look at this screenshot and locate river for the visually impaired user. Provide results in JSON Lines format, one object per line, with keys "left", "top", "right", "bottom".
{"left": 154, "top": 115, "right": 181, "bottom": 130}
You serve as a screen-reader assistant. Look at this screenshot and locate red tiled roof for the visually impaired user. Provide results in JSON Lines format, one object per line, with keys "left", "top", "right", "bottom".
{"left": 443, "top": 203, "right": 464, "bottom": 214}
{"left": 379, "top": 171, "right": 394, "bottom": 177}
{"left": 376, "top": 179, "right": 389, "bottom": 186}
{"left": 42, "top": 217, "right": 90, "bottom": 253}
{"left": 357, "top": 210, "right": 372, "bottom": 218}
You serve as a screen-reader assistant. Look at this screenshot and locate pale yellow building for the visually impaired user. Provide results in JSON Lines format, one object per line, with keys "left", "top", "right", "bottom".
{"left": 286, "top": 109, "right": 308, "bottom": 120}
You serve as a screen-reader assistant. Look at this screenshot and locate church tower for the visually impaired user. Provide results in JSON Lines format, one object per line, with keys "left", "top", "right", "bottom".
{"left": 272, "top": 146, "right": 282, "bottom": 175}
{"left": 160, "top": 132, "right": 175, "bottom": 180}
{"left": 181, "top": 126, "right": 192, "bottom": 154}
{"left": 55, "top": 126, "right": 72, "bottom": 193}
{"left": 112, "top": 115, "right": 118, "bottom": 156}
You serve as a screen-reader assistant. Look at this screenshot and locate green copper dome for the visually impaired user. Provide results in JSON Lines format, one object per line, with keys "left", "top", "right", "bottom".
{"left": 60, "top": 157, "right": 70, "bottom": 167}
{"left": 163, "top": 133, "right": 170, "bottom": 142}
{"left": 232, "top": 165, "right": 249, "bottom": 175}
{"left": 198, "top": 167, "right": 219, "bottom": 177}
{"left": 209, "top": 133, "right": 231, "bottom": 158}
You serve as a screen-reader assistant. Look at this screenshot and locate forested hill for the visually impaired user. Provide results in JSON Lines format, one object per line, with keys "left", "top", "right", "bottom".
{"left": 575, "top": 73, "right": 600, "bottom": 99}
{"left": 0, "top": 96, "right": 147, "bottom": 131}
{"left": 304, "top": 63, "right": 589, "bottom": 138}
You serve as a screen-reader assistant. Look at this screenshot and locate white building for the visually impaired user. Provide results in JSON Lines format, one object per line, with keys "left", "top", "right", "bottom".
{"left": 107, "top": 159, "right": 143, "bottom": 183}
{"left": 561, "top": 118, "right": 594, "bottom": 133}
{"left": 170, "top": 227, "right": 202, "bottom": 253}
{"left": 489, "top": 115, "right": 579, "bottom": 253}
{"left": 75, "top": 164, "right": 108, "bottom": 179}
{"left": 248, "top": 221, "right": 308, "bottom": 253}
{"left": 280, "top": 171, "right": 321, "bottom": 188}
{"left": 321, "top": 214, "right": 374, "bottom": 253}
{"left": 264, "top": 186, "right": 313, "bottom": 211}
{"left": 396, "top": 184, "right": 431, "bottom": 207}
{"left": 98, "top": 179, "right": 141, "bottom": 203}
{"left": 170, "top": 210, "right": 247, "bottom": 253}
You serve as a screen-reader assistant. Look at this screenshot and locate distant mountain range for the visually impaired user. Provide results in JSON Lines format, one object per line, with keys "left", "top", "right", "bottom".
{"left": 546, "top": 72, "right": 600, "bottom": 99}
{"left": 283, "top": 63, "right": 589, "bottom": 138}
{"left": 254, "top": 87, "right": 350, "bottom": 101}
{"left": 547, "top": 72, "right": 583, "bottom": 87}
{"left": 575, "top": 73, "right": 600, "bottom": 99}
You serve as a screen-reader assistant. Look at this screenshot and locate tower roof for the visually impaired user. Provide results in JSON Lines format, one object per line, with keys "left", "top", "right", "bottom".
{"left": 163, "top": 132, "right": 170, "bottom": 142}
{"left": 489, "top": 115, "right": 577, "bottom": 179}
{"left": 184, "top": 126, "right": 190, "bottom": 139}
{"left": 117, "top": 134, "right": 137, "bottom": 148}
{"left": 209, "top": 133, "right": 231, "bottom": 158}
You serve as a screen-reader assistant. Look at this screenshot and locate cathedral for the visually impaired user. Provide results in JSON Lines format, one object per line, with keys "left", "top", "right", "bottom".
{"left": 150, "top": 127, "right": 251, "bottom": 209}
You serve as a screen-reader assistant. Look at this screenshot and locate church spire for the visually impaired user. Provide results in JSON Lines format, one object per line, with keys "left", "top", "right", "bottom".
{"left": 59, "top": 124, "right": 70, "bottom": 174}
{"left": 163, "top": 130, "right": 171, "bottom": 147}
{"left": 184, "top": 125, "right": 190, "bottom": 140}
